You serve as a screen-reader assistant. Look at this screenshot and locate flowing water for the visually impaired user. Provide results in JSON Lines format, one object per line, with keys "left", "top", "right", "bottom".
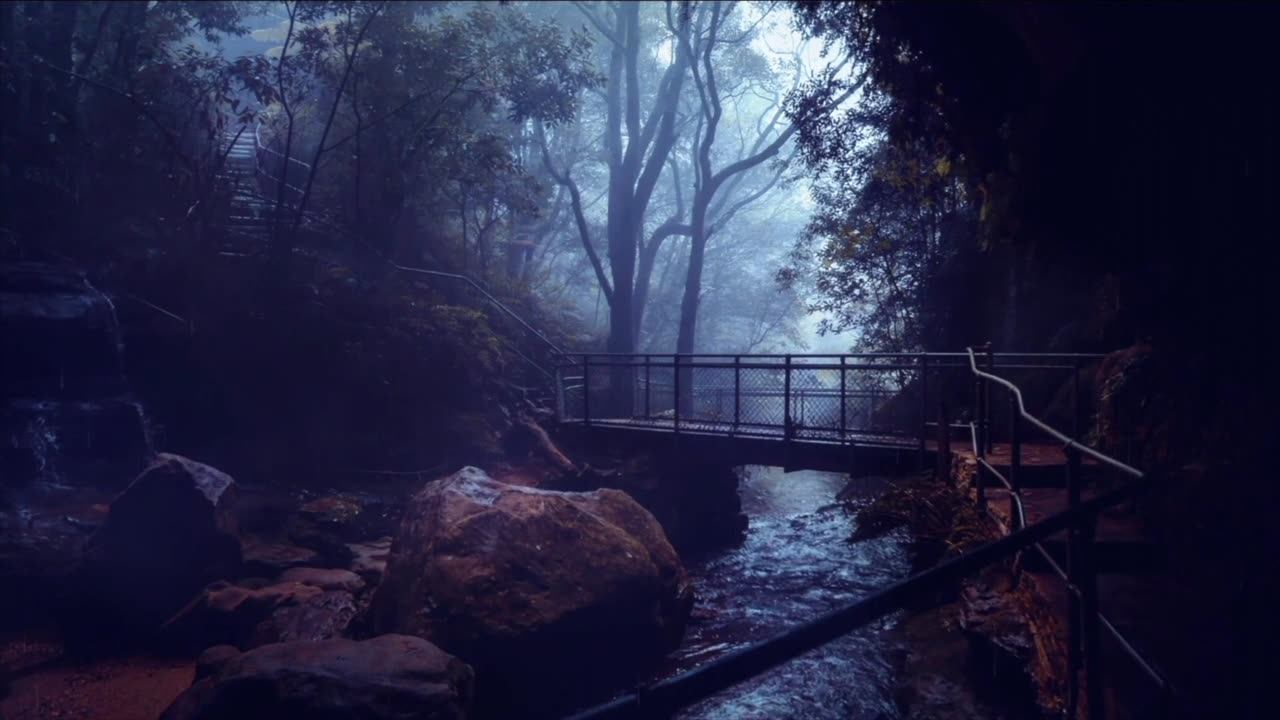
{"left": 2, "top": 261, "right": 154, "bottom": 489}
{"left": 662, "top": 466, "right": 909, "bottom": 720}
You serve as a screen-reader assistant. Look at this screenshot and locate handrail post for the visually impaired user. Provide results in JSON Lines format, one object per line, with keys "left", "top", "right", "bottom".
{"left": 582, "top": 355, "right": 591, "bottom": 426}
{"left": 1079, "top": 514, "right": 1105, "bottom": 720}
{"left": 974, "top": 359, "right": 986, "bottom": 507}
{"left": 918, "top": 353, "right": 928, "bottom": 467}
{"left": 784, "top": 355, "right": 793, "bottom": 441}
{"left": 937, "top": 402, "right": 951, "bottom": 484}
{"left": 840, "top": 355, "right": 847, "bottom": 441}
{"left": 984, "top": 343, "right": 995, "bottom": 454}
{"left": 1065, "top": 444, "right": 1082, "bottom": 719}
{"left": 645, "top": 355, "right": 652, "bottom": 420}
{"left": 733, "top": 356, "right": 741, "bottom": 435}
{"left": 1010, "top": 393, "right": 1022, "bottom": 530}
{"left": 673, "top": 354, "right": 681, "bottom": 434}
{"left": 974, "top": 446, "right": 986, "bottom": 507}
{"left": 1072, "top": 356, "right": 1083, "bottom": 440}
{"left": 974, "top": 361, "right": 986, "bottom": 459}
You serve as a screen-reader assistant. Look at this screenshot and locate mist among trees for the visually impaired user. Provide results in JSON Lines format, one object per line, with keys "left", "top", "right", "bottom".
{"left": 3, "top": 0, "right": 937, "bottom": 358}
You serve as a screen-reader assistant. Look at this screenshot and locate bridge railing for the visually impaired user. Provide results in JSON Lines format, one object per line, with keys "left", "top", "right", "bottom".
{"left": 557, "top": 352, "right": 1088, "bottom": 453}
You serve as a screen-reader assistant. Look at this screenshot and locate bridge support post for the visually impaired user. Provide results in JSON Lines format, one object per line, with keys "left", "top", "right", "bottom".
{"left": 839, "top": 356, "right": 847, "bottom": 442}
{"left": 783, "top": 355, "right": 793, "bottom": 443}
{"left": 733, "top": 356, "right": 740, "bottom": 435}
{"left": 673, "top": 354, "right": 681, "bottom": 434}
{"left": 645, "top": 355, "right": 652, "bottom": 421}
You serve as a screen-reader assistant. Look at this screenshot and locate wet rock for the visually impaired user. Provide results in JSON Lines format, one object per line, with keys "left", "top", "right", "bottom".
{"left": 294, "top": 492, "right": 404, "bottom": 544}
{"left": 555, "top": 450, "right": 747, "bottom": 553}
{"left": 278, "top": 566, "right": 365, "bottom": 593}
{"left": 194, "top": 645, "right": 239, "bottom": 680}
{"left": 67, "top": 454, "right": 241, "bottom": 643}
{"left": 300, "top": 494, "right": 363, "bottom": 526}
{"left": 158, "top": 580, "right": 322, "bottom": 652}
{"left": 258, "top": 589, "right": 357, "bottom": 645}
{"left": 287, "top": 525, "right": 356, "bottom": 568}
{"left": 347, "top": 536, "right": 391, "bottom": 583}
{"left": 233, "top": 576, "right": 274, "bottom": 590}
{"left": 1, "top": 262, "right": 151, "bottom": 488}
{"left": 368, "top": 466, "right": 692, "bottom": 714}
{"left": 160, "top": 635, "right": 473, "bottom": 720}
{"left": 241, "top": 541, "right": 319, "bottom": 576}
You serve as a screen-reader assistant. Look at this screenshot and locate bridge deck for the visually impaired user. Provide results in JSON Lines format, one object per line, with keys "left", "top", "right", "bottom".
{"left": 559, "top": 416, "right": 917, "bottom": 448}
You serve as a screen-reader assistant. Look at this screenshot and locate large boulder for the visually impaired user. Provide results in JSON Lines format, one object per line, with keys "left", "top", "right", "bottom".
{"left": 67, "top": 454, "right": 241, "bottom": 645}
{"left": 368, "top": 467, "right": 693, "bottom": 715}
{"left": 160, "top": 635, "right": 473, "bottom": 720}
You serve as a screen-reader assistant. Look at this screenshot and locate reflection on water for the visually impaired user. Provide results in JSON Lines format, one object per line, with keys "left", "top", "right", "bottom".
{"left": 664, "top": 466, "right": 908, "bottom": 720}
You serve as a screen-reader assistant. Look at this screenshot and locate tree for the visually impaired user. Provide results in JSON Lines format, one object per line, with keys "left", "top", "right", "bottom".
{"left": 540, "top": 1, "right": 694, "bottom": 358}
{"left": 669, "top": 1, "right": 862, "bottom": 355}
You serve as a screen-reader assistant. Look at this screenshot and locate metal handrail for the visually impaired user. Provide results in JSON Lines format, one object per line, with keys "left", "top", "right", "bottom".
{"left": 254, "top": 122, "right": 311, "bottom": 169}
{"left": 969, "top": 420, "right": 1028, "bottom": 531}
{"left": 965, "top": 347, "right": 1142, "bottom": 479}
{"left": 963, "top": 345, "right": 1175, "bottom": 712}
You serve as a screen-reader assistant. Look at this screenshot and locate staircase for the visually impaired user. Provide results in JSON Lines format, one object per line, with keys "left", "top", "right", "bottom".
{"left": 214, "top": 127, "right": 281, "bottom": 256}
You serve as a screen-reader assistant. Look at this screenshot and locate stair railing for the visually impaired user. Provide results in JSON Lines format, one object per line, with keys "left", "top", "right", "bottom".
{"left": 253, "top": 122, "right": 309, "bottom": 200}
{"left": 965, "top": 345, "right": 1173, "bottom": 719}
{"left": 243, "top": 123, "right": 567, "bottom": 383}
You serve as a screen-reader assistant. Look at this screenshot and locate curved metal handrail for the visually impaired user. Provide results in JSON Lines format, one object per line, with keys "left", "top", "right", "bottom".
{"left": 254, "top": 122, "right": 311, "bottom": 169}
{"left": 965, "top": 346, "right": 1143, "bottom": 479}
{"left": 963, "top": 345, "right": 1175, "bottom": 706}
{"left": 969, "top": 420, "right": 1029, "bottom": 530}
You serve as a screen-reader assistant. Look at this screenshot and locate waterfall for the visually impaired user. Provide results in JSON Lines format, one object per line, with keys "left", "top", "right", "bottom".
{"left": 2, "top": 262, "right": 154, "bottom": 488}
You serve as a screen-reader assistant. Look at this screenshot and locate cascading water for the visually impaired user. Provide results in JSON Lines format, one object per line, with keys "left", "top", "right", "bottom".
{"left": 653, "top": 466, "right": 910, "bottom": 720}
{"left": 2, "top": 261, "right": 154, "bottom": 489}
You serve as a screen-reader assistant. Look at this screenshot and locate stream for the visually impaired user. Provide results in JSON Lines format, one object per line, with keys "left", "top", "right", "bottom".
{"left": 659, "top": 465, "right": 910, "bottom": 720}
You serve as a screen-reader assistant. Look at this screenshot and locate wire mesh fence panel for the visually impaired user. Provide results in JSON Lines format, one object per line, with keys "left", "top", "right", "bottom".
{"left": 637, "top": 363, "right": 675, "bottom": 424}
{"left": 737, "top": 362, "right": 788, "bottom": 434}
{"left": 686, "top": 364, "right": 736, "bottom": 428}
{"left": 842, "top": 366, "right": 915, "bottom": 438}
{"left": 789, "top": 365, "right": 842, "bottom": 440}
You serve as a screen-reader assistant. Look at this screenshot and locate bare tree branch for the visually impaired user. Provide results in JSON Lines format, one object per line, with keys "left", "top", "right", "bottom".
{"left": 538, "top": 124, "right": 614, "bottom": 304}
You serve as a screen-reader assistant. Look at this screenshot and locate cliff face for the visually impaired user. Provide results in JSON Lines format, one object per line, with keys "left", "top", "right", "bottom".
{"left": 906, "top": 5, "right": 1278, "bottom": 715}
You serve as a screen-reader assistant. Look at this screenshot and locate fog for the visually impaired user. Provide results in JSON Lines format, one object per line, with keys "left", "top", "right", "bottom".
{"left": 223, "top": 0, "right": 858, "bottom": 354}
